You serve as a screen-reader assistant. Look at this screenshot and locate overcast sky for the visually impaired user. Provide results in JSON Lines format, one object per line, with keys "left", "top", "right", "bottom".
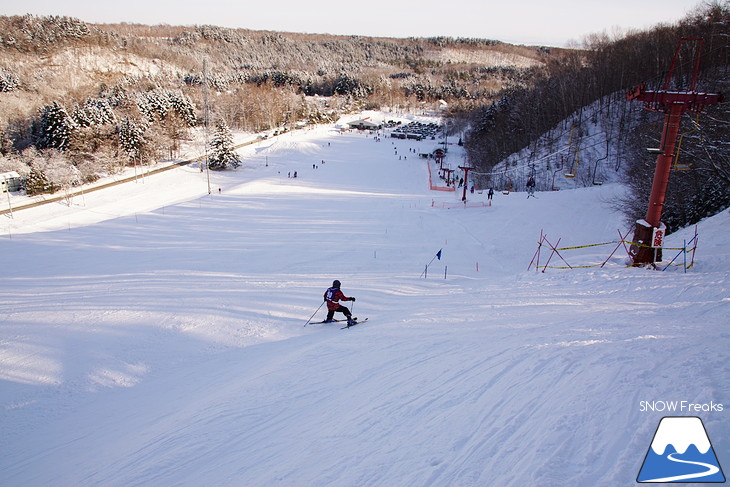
{"left": 2, "top": 0, "right": 704, "bottom": 47}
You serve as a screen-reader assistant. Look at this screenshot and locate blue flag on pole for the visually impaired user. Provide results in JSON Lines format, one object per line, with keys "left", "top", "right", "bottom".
{"left": 436, "top": 249, "right": 442, "bottom": 260}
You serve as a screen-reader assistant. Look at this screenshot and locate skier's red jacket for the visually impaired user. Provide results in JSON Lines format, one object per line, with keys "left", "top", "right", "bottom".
{"left": 324, "top": 287, "right": 353, "bottom": 310}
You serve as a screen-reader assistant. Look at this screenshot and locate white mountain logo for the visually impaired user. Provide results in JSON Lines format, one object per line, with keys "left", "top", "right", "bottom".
{"left": 637, "top": 416, "right": 726, "bottom": 483}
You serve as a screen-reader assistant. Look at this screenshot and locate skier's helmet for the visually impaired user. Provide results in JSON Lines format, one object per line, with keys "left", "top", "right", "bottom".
{"left": 332, "top": 279, "right": 341, "bottom": 288}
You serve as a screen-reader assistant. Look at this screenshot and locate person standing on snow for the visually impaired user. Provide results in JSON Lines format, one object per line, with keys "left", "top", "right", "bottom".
{"left": 526, "top": 177, "right": 536, "bottom": 197}
{"left": 324, "top": 280, "right": 356, "bottom": 324}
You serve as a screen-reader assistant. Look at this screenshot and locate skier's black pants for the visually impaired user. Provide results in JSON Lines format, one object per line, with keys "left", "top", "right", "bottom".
{"left": 326, "top": 304, "right": 352, "bottom": 321}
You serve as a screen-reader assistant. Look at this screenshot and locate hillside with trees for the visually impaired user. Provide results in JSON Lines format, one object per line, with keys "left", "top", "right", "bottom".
{"left": 459, "top": 1, "right": 728, "bottom": 232}
{"left": 0, "top": 3, "right": 728, "bottom": 231}
{"left": 0, "top": 15, "right": 550, "bottom": 187}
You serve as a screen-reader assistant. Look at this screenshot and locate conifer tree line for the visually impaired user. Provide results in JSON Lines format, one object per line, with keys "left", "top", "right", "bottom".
{"left": 13, "top": 88, "right": 198, "bottom": 195}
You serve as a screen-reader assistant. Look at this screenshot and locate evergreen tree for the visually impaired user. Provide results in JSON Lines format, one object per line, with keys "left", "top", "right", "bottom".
{"left": 38, "top": 102, "right": 76, "bottom": 151}
{"left": 333, "top": 73, "right": 372, "bottom": 98}
{"left": 72, "top": 98, "right": 116, "bottom": 127}
{"left": 118, "top": 118, "right": 146, "bottom": 164}
{"left": 208, "top": 119, "right": 240, "bottom": 170}
{"left": 137, "top": 89, "right": 196, "bottom": 127}
{"left": 168, "top": 91, "right": 197, "bottom": 127}
{"left": 26, "top": 165, "right": 55, "bottom": 195}
{"left": 0, "top": 68, "right": 19, "bottom": 92}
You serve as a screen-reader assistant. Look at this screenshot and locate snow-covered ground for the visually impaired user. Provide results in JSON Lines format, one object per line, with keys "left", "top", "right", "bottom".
{"left": 0, "top": 115, "right": 727, "bottom": 486}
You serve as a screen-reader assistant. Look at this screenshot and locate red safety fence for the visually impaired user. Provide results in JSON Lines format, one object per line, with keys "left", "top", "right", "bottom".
{"left": 426, "top": 160, "right": 455, "bottom": 192}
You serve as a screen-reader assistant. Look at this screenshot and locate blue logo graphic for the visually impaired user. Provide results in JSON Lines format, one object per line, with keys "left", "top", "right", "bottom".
{"left": 638, "top": 417, "right": 725, "bottom": 483}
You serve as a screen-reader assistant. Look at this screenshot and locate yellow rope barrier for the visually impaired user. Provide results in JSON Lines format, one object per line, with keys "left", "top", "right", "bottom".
{"left": 529, "top": 228, "right": 699, "bottom": 272}
{"left": 555, "top": 240, "right": 686, "bottom": 252}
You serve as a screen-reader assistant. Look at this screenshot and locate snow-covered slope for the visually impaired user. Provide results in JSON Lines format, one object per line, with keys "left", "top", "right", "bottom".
{"left": 0, "top": 118, "right": 727, "bottom": 486}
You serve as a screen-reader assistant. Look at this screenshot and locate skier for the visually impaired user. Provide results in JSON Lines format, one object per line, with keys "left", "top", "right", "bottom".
{"left": 323, "top": 280, "right": 356, "bottom": 324}
{"left": 526, "top": 177, "right": 536, "bottom": 198}
{"left": 488, "top": 188, "right": 494, "bottom": 200}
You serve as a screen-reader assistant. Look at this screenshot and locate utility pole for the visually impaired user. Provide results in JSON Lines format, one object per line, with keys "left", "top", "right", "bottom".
{"left": 626, "top": 37, "right": 723, "bottom": 266}
{"left": 202, "top": 57, "right": 212, "bottom": 194}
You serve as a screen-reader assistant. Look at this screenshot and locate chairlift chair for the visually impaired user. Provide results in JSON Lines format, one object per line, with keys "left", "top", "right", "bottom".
{"left": 564, "top": 125, "right": 579, "bottom": 178}
{"left": 592, "top": 140, "right": 609, "bottom": 185}
{"left": 672, "top": 114, "right": 701, "bottom": 171}
{"left": 565, "top": 149, "right": 579, "bottom": 178}
{"left": 502, "top": 177, "right": 513, "bottom": 195}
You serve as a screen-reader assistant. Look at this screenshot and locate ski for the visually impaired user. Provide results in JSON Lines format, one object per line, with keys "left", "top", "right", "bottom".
{"left": 308, "top": 319, "right": 349, "bottom": 325}
{"left": 340, "top": 318, "right": 368, "bottom": 329}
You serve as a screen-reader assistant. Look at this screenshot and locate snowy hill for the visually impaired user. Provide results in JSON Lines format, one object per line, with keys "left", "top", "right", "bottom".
{"left": 0, "top": 117, "right": 728, "bottom": 486}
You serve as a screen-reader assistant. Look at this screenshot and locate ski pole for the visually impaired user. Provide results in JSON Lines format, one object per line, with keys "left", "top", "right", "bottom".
{"left": 304, "top": 301, "right": 325, "bottom": 327}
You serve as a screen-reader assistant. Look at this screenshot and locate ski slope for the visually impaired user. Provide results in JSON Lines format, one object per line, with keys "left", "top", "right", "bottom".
{"left": 0, "top": 116, "right": 728, "bottom": 486}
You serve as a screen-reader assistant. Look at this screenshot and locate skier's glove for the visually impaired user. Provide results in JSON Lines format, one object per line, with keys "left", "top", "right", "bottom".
{"left": 351, "top": 297, "right": 356, "bottom": 301}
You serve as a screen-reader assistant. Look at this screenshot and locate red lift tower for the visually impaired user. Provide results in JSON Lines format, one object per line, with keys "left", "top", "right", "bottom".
{"left": 459, "top": 165, "right": 473, "bottom": 202}
{"left": 626, "top": 37, "right": 723, "bottom": 266}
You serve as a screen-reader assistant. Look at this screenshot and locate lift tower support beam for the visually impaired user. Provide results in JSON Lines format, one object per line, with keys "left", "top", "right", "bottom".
{"left": 625, "top": 37, "right": 722, "bottom": 266}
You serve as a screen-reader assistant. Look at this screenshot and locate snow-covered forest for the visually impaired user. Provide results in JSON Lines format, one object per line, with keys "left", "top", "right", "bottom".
{"left": 1, "top": 4, "right": 728, "bottom": 232}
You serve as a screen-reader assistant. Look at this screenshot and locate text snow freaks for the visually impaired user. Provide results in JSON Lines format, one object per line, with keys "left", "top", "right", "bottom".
{"left": 640, "top": 401, "right": 724, "bottom": 413}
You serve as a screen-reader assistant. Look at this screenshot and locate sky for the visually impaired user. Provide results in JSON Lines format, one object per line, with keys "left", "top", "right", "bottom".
{"left": 1, "top": 0, "right": 704, "bottom": 46}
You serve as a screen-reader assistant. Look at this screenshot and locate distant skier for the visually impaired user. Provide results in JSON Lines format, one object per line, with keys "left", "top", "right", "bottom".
{"left": 526, "top": 177, "right": 536, "bottom": 198}
{"left": 323, "top": 280, "right": 356, "bottom": 324}
{"left": 488, "top": 188, "right": 494, "bottom": 200}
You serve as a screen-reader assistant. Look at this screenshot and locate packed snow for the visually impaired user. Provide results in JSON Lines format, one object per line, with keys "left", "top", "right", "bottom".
{"left": 0, "top": 114, "right": 728, "bottom": 486}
